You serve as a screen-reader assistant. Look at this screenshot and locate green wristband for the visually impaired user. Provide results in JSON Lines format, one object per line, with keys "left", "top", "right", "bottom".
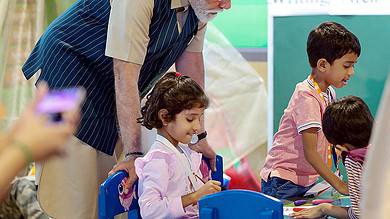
{"left": 14, "top": 141, "right": 33, "bottom": 164}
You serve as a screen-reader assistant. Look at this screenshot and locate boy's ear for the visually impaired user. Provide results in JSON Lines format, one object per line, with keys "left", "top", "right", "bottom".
{"left": 158, "top": 109, "right": 169, "bottom": 126}
{"left": 317, "top": 58, "right": 329, "bottom": 72}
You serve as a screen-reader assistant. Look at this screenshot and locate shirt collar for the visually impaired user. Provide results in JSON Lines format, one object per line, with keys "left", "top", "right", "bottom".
{"left": 306, "top": 75, "right": 331, "bottom": 97}
{"left": 156, "top": 134, "right": 177, "bottom": 149}
{"left": 171, "top": 0, "right": 189, "bottom": 9}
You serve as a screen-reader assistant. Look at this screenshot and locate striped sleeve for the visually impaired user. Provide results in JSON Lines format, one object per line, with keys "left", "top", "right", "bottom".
{"left": 345, "top": 157, "right": 363, "bottom": 218}
{"left": 348, "top": 207, "right": 359, "bottom": 219}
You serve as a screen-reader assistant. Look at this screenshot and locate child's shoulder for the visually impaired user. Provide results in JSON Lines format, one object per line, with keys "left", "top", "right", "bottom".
{"left": 290, "top": 79, "right": 318, "bottom": 100}
{"left": 142, "top": 148, "right": 175, "bottom": 162}
{"left": 135, "top": 149, "right": 176, "bottom": 174}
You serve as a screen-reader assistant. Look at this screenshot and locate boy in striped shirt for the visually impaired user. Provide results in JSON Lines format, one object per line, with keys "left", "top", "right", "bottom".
{"left": 291, "top": 95, "right": 373, "bottom": 219}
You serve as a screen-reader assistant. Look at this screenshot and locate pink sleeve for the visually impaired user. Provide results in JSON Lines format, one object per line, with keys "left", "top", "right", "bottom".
{"left": 293, "top": 90, "right": 322, "bottom": 134}
{"left": 135, "top": 151, "right": 186, "bottom": 219}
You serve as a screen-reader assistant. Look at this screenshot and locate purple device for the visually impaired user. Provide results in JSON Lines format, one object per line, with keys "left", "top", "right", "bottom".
{"left": 36, "top": 87, "right": 85, "bottom": 122}
{"left": 294, "top": 199, "right": 307, "bottom": 206}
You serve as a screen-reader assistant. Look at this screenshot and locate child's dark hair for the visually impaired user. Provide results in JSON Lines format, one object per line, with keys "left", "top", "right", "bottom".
{"left": 322, "top": 96, "right": 373, "bottom": 148}
{"left": 307, "top": 21, "right": 361, "bottom": 68}
{"left": 137, "top": 72, "right": 209, "bottom": 130}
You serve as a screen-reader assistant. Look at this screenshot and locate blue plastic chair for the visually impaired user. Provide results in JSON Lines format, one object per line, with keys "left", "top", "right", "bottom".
{"left": 98, "top": 155, "right": 224, "bottom": 219}
{"left": 98, "top": 170, "right": 141, "bottom": 219}
{"left": 198, "top": 190, "right": 283, "bottom": 219}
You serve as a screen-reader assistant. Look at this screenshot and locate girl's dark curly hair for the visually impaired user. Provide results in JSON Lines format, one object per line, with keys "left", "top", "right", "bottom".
{"left": 137, "top": 72, "right": 209, "bottom": 130}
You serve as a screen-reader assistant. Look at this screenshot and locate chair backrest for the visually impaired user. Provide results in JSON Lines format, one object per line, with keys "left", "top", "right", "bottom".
{"left": 198, "top": 190, "right": 283, "bottom": 219}
{"left": 205, "top": 155, "right": 224, "bottom": 186}
{"left": 98, "top": 155, "right": 224, "bottom": 219}
{"left": 98, "top": 170, "right": 141, "bottom": 219}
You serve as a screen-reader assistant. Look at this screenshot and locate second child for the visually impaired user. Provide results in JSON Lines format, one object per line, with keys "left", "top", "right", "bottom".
{"left": 261, "top": 21, "right": 361, "bottom": 199}
{"left": 291, "top": 96, "right": 373, "bottom": 219}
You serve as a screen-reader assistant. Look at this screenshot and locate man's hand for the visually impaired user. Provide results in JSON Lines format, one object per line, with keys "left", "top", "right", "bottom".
{"left": 108, "top": 157, "right": 138, "bottom": 189}
{"left": 189, "top": 140, "right": 217, "bottom": 171}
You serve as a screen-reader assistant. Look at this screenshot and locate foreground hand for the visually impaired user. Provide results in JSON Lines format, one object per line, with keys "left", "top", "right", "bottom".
{"left": 108, "top": 157, "right": 138, "bottom": 189}
{"left": 189, "top": 140, "right": 216, "bottom": 171}
{"left": 290, "top": 204, "right": 329, "bottom": 219}
{"left": 10, "top": 82, "right": 80, "bottom": 161}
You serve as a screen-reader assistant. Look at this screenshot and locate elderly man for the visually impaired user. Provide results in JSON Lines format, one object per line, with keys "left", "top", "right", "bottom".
{"left": 22, "top": 0, "right": 230, "bottom": 218}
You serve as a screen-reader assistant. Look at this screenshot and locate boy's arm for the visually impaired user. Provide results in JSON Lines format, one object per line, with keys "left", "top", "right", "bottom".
{"left": 302, "top": 128, "right": 349, "bottom": 195}
{"left": 321, "top": 204, "right": 349, "bottom": 219}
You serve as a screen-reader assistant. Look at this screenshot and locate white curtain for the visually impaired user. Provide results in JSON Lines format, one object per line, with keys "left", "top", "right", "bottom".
{"left": 204, "top": 24, "right": 267, "bottom": 168}
{"left": 0, "top": 0, "right": 43, "bottom": 129}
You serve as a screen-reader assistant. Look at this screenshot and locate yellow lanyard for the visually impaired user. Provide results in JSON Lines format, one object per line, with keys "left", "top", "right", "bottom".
{"left": 308, "top": 75, "right": 333, "bottom": 168}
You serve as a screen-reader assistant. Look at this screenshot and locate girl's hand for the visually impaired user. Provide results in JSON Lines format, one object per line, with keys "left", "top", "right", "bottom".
{"left": 290, "top": 204, "right": 330, "bottom": 218}
{"left": 195, "top": 180, "right": 221, "bottom": 201}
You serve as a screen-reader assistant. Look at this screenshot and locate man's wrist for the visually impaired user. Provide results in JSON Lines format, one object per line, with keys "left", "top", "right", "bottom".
{"left": 197, "top": 131, "right": 207, "bottom": 142}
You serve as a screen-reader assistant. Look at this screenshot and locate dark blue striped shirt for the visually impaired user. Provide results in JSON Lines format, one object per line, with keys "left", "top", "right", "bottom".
{"left": 22, "top": 0, "right": 199, "bottom": 155}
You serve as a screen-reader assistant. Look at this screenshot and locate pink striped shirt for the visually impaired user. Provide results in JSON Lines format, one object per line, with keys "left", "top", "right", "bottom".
{"left": 344, "top": 147, "right": 368, "bottom": 219}
{"left": 261, "top": 77, "right": 335, "bottom": 186}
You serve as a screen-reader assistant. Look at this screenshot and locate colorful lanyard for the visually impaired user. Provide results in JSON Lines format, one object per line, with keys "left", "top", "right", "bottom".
{"left": 308, "top": 75, "right": 334, "bottom": 168}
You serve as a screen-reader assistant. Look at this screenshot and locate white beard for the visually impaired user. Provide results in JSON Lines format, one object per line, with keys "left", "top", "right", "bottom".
{"left": 189, "top": 0, "right": 223, "bottom": 23}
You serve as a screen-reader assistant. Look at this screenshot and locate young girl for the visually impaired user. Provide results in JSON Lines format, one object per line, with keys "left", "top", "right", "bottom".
{"left": 135, "top": 72, "right": 221, "bottom": 219}
{"left": 291, "top": 96, "right": 373, "bottom": 219}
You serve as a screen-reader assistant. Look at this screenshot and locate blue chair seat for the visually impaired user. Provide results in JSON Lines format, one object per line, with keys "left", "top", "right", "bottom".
{"left": 199, "top": 189, "right": 283, "bottom": 219}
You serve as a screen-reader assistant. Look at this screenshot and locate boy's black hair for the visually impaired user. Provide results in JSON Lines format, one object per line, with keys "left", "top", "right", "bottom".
{"left": 322, "top": 96, "right": 373, "bottom": 148}
{"left": 307, "top": 21, "right": 361, "bottom": 68}
{"left": 137, "top": 72, "right": 209, "bottom": 130}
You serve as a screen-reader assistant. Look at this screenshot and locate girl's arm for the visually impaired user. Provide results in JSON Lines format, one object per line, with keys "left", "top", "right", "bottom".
{"left": 181, "top": 180, "right": 221, "bottom": 207}
{"left": 181, "top": 192, "right": 198, "bottom": 207}
{"left": 302, "top": 128, "right": 348, "bottom": 195}
{"left": 291, "top": 203, "right": 349, "bottom": 219}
